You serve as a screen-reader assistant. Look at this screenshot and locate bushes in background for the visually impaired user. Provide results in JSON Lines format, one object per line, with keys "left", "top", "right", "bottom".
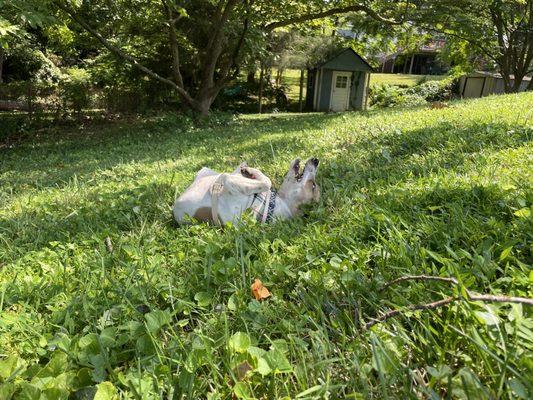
{"left": 369, "top": 76, "right": 457, "bottom": 108}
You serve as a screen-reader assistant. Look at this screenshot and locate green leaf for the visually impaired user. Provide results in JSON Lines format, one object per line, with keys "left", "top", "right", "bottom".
{"left": 35, "top": 353, "right": 69, "bottom": 379}
{"left": 0, "top": 356, "right": 19, "bottom": 380}
{"left": 16, "top": 383, "right": 41, "bottom": 400}
{"left": 89, "top": 354, "right": 106, "bottom": 383}
{"left": 76, "top": 367, "right": 94, "bottom": 388}
{"left": 194, "top": 292, "right": 212, "bottom": 307}
{"left": 427, "top": 365, "right": 453, "bottom": 381}
{"left": 99, "top": 327, "right": 117, "bottom": 348}
{"left": 256, "top": 357, "right": 272, "bottom": 376}
{"left": 508, "top": 378, "right": 529, "bottom": 399}
{"left": 144, "top": 310, "right": 171, "bottom": 334}
{"left": 227, "top": 293, "right": 237, "bottom": 311}
{"left": 94, "top": 381, "right": 117, "bottom": 400}
{"left": 296, "top": 385, "right": 323, "bottom": 398}
{"left": 264, "top": 349, "right": 292, "bottom": 373}
{"left": 0, "top": 382, "right": 15, "bottom": 400}
{"left": 41, "top": 387, "right": 69, "bottom": 400}
{"left": 233, "top": 382, "right": 253, "bottom": 399}
{"left": 136, "top": 334, "right": 155, "bottom": 355}
{"left": 513, "top": 207, "right": 530, "bottom": 218}
{"left": 228, "top": 332, "right": 251, "bottom": 353}
{"left": 499, "top": 246, "right": 513, "bottom": 261}
{"left": 246, "top": 346, "right": 267, "bottom": 359}
{"left": 475, "top": 310, "right": 499, "bottom": 325}
{"left": 78, "top": 333, "right": 99, "bottom": 354}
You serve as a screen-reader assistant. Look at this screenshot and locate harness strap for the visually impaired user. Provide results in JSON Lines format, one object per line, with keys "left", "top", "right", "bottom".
{"left": 211, "top": 175, "right": 277, "bottom": 225}
{"left": 210, "top": 174, "right": 225, "bottom": 225}
{"left": 260, "top": 189, "right": 272, "bottom": 223}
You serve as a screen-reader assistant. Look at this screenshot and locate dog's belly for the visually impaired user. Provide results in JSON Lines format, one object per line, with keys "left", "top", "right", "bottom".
{"left": 173, "top": 167, "right": 255, "bottom": 224}
{"left": 173, "top": 174, "right": 216, "bottom": 223}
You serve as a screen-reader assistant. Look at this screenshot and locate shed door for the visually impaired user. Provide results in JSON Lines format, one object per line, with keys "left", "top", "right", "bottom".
{"left": 463, "top": 77, "right": 485, "bottom": 98}
{"left": 330, "top": 72, "right": 351, "bottom": 111}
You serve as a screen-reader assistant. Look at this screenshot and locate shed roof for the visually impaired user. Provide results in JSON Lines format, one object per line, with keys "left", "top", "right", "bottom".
{"left": 313, "top": 48, "right": 373, "bottom": 72}
{"left": 465, "top": 71, "right": 531, "bottom": 81}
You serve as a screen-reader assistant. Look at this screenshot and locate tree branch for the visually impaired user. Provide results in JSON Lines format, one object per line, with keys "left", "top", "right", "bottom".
{"left": 161, "top": 0, "right": 184, "bottom": 89}
{"left": 53, "top": 0, "right": 195, "bottom": 105}
{"left": 379, "top": 275, "right": 459, "bottom": 292}
{"left": 364, "top": 297, "right": 456, "bottom": 329}
{"left": 364, "top": 274, "right": 533, "bottom": 329}
{"left": 216, "top": 1, "right": 252, "bottom": 89}
{"left": 200, "top": 0, "right": 238, "bottom": 90}
{"left": 264, "top": 4, "right": 404, "bottom": 32}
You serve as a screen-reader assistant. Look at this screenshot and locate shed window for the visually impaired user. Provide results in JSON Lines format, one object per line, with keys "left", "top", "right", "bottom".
{"left": 336, "top": 75, "right": 348, "bottom": 88}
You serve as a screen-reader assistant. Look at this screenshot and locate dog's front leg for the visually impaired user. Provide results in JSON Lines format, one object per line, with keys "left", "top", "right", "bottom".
{"left": 222, "top": 167, "right": 271, "bottom": 196}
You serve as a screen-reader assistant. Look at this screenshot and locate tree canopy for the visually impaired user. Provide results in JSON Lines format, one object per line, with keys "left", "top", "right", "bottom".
{"left": 0, "top": 0, "right": 531, "bottom": 114}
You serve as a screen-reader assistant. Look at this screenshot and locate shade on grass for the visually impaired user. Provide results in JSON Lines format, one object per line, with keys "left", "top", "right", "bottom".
{"left": 0, "top": 93, "right": 532, "bottom": 399}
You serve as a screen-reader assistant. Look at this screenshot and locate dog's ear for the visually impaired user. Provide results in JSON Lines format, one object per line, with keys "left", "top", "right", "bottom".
{"left": 285, "top": 158, "right": 301, "bottom": 179}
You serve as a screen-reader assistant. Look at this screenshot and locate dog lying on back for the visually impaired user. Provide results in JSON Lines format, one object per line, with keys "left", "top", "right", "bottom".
{"left": 173, "top": 158, "right": 320, "bottom": 225}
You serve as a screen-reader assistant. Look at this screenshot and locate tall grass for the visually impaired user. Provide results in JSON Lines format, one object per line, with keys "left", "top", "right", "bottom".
{"left": 0, "top": 93, "right": 532, "bottom": 399}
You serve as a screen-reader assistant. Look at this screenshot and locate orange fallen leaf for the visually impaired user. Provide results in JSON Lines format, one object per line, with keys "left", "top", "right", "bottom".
{"left": 251, "top": 279, "right": 271, "bottom": 301}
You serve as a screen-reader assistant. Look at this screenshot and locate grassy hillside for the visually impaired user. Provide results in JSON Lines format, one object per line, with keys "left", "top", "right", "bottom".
{"left": 1, "top": 93, "right": 532, "bottom": 399}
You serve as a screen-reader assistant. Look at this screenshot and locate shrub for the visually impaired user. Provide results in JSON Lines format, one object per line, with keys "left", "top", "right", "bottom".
{"left": 370, "top": 76, "right": 458, "bottom": 109}
{"left": 60, "top": 68, "right": 92, "bottom": 117}
{"left": 369, "top": 83, "right": 405, "bottom": 107}
{"left": 369, "top": 83, "right": 426, "bottom": 108}
{"left": 407, "top": 79, "right": 454, "bottom": 102}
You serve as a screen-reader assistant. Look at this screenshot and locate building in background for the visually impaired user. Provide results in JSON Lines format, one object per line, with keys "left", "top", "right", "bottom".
{"left": 379, "top": 39, "right": 448, "bottom": 75}
{"left": 306, "top": 48, "right": 373, "bottom": 112}
{"left": 459, "top": 71, "right": 531, "bottom": 98}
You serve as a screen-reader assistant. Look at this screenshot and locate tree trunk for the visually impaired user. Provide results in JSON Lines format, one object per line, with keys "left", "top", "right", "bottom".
{"left": 0, "top": 47, "right": 4, "bottom": 83}
{"left": 276, "top": 69, "right": 283, "bottom": 85}
{"left": 196, "top": 97, "right": 214, "bottom": 117}
{"left": 408, "top": 54, "right": 415, "bottom": 74}
{"left": 247, "top": 70, "right": 255, "bottom": 84}
{"left": 258, "top": 65, "right": 264, "bottom": 113}
{"left": 499, "top": 62, "right": 515, "bottom": 93}
{"left": 192, "top": 88, "right": 220, "bottom": 117}
{"left": 298, "top": 69, "right": 304, "bottom": 112}
{"left": 511, "top": 75, "right": 525, "bottom": 93}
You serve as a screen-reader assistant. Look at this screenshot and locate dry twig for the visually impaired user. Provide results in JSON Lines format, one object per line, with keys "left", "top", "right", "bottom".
{"left": 364, "top": 275, "right": 533, "bottom": 329}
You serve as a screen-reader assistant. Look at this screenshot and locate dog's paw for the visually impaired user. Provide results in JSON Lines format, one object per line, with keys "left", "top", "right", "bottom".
{"left": 240, "top": 166, "right": 256, "bottom": 179}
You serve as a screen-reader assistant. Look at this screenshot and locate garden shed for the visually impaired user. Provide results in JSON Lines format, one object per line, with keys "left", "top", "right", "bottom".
{"left": 459, "top": 71, "right": 531, "bottom": 98}
{"left": 305, "top": 48, "right": 373, "bottom": 112}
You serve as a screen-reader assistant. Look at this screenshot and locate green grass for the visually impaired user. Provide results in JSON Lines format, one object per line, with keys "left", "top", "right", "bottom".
{"left": 1, "top": 93, "right": 532, "bottom": 399}
{"left": 370, "top": 73, "right": 447, "bottom": 87}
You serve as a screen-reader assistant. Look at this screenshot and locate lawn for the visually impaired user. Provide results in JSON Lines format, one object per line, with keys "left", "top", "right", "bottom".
{"left": 370, "top": 73, "right": 447, "bottom": 87}
{"left": 1, "top": 93, "right": 532, "bottom": 399}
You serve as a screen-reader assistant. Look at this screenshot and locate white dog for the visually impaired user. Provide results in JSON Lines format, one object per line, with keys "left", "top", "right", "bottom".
{"left": 173, "top": 158, "right": 320, "bottom": 225}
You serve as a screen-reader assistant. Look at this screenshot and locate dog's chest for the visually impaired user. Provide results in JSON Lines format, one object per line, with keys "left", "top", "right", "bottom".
{"left": 217, "top": 194, "right": 253, "bottom": 221}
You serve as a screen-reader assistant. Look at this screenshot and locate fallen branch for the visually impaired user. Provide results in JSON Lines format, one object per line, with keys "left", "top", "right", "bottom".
{"left": 365, "top": 297, "right": 455, "bottom": 329}
{"left": 379, "top": 275, "right": 458, "bottom": 292}
{"left": 364, "top": 275, "right": 533, "bottom": 329}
